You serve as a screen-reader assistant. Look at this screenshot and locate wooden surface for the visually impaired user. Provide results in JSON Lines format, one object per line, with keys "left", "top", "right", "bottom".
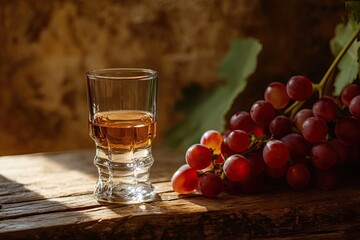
{"left": 0, "top": 149, "right": 359, "bottom": 240}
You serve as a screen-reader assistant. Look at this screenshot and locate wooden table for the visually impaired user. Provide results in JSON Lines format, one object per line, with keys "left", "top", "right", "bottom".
{"left": 0, "top": 149, "right": 359, "bottom": 239}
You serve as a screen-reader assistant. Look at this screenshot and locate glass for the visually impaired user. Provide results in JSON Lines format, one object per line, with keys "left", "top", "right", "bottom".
{"left": 86, "top": 68, "right": 158, "bottom": 204}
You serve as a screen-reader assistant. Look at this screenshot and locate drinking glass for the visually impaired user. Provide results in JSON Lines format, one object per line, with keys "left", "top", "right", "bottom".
{"left": 86, "top": 68, "right": 158, "bottom": 204}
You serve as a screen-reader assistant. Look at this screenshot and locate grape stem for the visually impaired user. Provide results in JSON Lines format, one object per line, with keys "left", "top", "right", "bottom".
{"left": 314, "top": 24, "right": 360, "bottom": 97}
{"left": 285, "top": 24, "right": 360, "bottom": 119}
{"left": 241, "top": 134, "right": 271, "bottom": 155}
{"left": 284, "top": 101, "right": 305, "bottom": 119}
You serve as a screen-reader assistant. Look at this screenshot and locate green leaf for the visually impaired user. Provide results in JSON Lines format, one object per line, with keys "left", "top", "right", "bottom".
{"left": 330, "top": 19, "right": 360, "bottom": 96}
{"left": 346, "top": 1, "right": 360, "bottom": 22}
{"left": 165, "top": 38, "right": 262, "bottom": 149}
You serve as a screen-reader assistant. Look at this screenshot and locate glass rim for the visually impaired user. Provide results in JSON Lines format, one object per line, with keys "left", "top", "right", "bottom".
{"left": 86, "top": 68, "right": 158, "bottom": 81}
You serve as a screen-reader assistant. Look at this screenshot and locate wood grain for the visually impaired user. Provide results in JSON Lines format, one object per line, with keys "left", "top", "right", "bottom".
{"left": 0, "top": 149, "right": 359, "bottom": 240}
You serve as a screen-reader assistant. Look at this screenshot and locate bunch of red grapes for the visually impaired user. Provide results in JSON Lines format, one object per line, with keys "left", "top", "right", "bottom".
{"left": 171, "top": 75, "right": 360, "bottom": 197}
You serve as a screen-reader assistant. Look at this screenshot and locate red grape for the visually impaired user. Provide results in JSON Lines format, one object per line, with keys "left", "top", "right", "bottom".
{"left": 286, "top": 75, "right": 313, "bottom": 101}
{"left": 315, "top": 169, "right": 338, "bottom": 190}
{"left": 223, "top": 154, "right": 250, "bottom": 182}
{"left": 200, "top": 130, "right": 223, "bottom": 154}
{"left": 286, "top": 163, "right": 311, "bottom": 190}
{"left": 171, "top": 164, "right": 200, "bottom": 194}
{"left": 311, "top": 142, "right": 337, "bottom": 170}
{"left": 264, "top": 82, "right": 290, "bottom": 109}
{"left": 312, "top": 97, "right": 338, "bottom": 122}
{"left": 226, "top": 130, "right": 251, "bottom": 152}
{"left": 301, "top": 117, "right": 328, "bottom": 143}
{"left": 349, "top": 95, "right": 360, "bottom": 119}
{"left": 220, "top": 139, "right": 236, "bottom": 159}
{"left": 198, "top": 173, "right": 223, "bottom": 197}
{"left": 186, "top": 144, "right": 212, "bottom": 170}
{"left": 223, "top": 179, "right": 237, "bottom": 190}
{"left": 335, "top": 117, "right": 360, "bottom": 146}
{"left": 294, "top": 109, "right": 314, "bottom": 131}
{"left": 263, "top": 140, "right": 289, "bottom": 168}
{"left": 265, "top": 164, "right": 287, "bottom": 178}
{"left": 253, "top": 127, "right": 264, "bottom": 137}
{"left": 250, "top": 100, "right": 276, "bottom": 127}
{"left": 349, "top": 146, "right": 360, "bottom": 164}
{"left": 246, "top": 152, "right": 265, "bottom": 176}
{"left": 229, "top": 111, "right": 256, "bottom": 132}
{"left": 281, "top": 133, "right": 311, "bottom": 162}
{"left": 329, "top": 139, "right": 349, "bottom": 165}
{"left": 341, "top": 84, "right": 360, "bottom": 106}
{"left": 241, "top": 174, "right": 264, "bottom": 193}
{"left": 269, "top": 115, "right": 293, "bottom": 139}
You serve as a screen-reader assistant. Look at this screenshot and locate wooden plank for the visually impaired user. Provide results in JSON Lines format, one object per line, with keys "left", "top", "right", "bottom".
{"left": 0, "top": 149, "right": 359, "bottom": 239}
{"left": 0, "top": 192, "right": 359, "bottom": 239}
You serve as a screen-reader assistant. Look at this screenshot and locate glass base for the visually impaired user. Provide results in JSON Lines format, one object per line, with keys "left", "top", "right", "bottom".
{"left": 93, "top": 146, "right": 156, "bottom": 204}
{"left": 94, "top": 181, "right": 156, "bottom": 204}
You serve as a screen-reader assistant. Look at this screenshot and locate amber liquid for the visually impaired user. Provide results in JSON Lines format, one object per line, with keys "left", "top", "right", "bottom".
{"left": 89, "top": 110, "right": 156, "bottom": 150}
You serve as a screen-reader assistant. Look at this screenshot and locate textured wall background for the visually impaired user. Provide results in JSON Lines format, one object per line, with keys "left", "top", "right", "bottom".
{"left": 0, "top": 0, "right": 345, "bottom": 155}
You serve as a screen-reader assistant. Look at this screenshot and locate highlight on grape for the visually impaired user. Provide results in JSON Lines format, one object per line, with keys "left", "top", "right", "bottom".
{"left": 171, "top": 76, "right": 360, "bottom": 198}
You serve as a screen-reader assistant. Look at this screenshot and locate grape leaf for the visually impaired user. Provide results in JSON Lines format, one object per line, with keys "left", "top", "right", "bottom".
{"left": 346, "top": 0, "right": 360, "bottom": 22}
{"left": 330, "top": 18, "right": 360, "bottom": 96}
{"left": 165, "top": 38, "right": 262, "bottom": 149}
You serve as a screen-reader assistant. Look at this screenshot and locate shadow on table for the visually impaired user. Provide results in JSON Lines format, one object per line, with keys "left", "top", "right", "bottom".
{"left": 0, "top": 174, "right": 90, "bottom": 239}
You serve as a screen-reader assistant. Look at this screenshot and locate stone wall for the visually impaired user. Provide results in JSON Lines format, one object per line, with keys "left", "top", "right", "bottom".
{"left": 0, "top": 0, "right": 345, "bottom": 155}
